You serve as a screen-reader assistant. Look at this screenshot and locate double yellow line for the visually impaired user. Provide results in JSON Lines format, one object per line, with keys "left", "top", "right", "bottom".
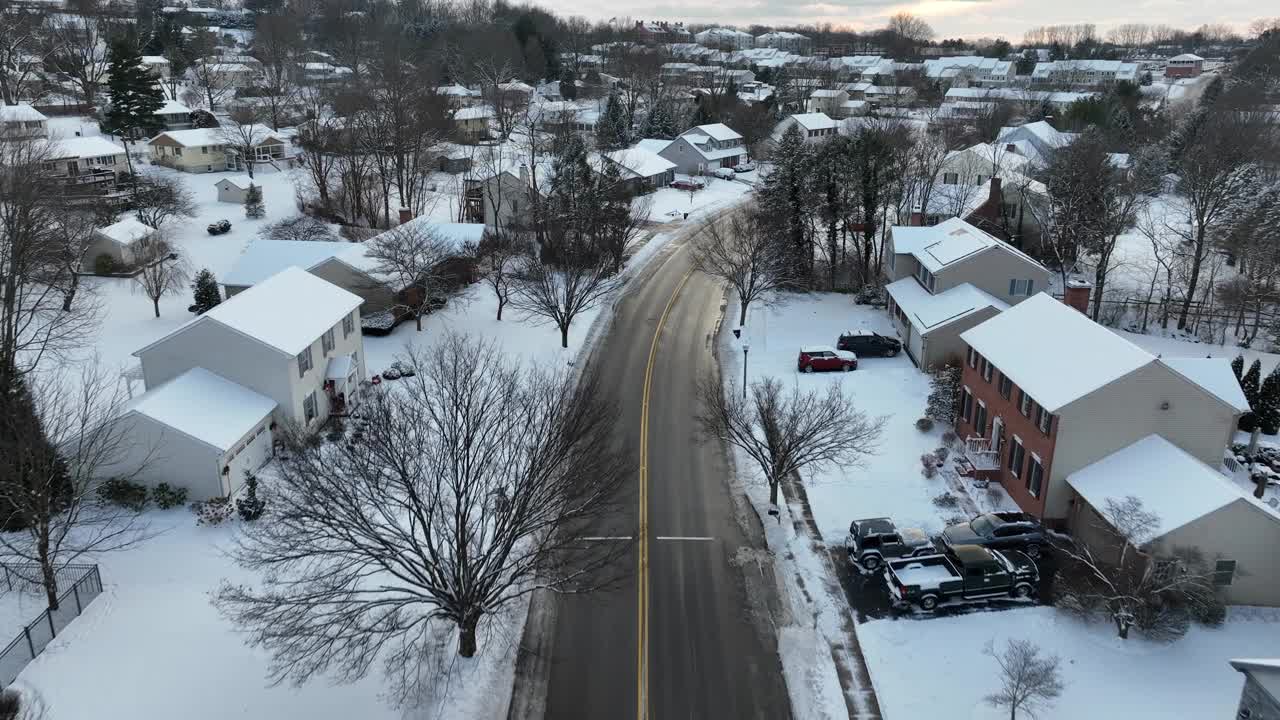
{"left": 637, "top": 269, "right": 693, "bottom": 720}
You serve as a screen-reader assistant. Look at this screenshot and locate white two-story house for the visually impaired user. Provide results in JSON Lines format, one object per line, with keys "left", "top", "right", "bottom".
{"left": 884, "top": 217, "right": 1051, "bottom": 370}
{"left": 133, "top": 266, "right": 367, "bottom": 431}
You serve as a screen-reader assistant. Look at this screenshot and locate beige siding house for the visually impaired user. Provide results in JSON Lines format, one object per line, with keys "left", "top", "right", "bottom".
{"left": 884, "top": 217, "right": 1050, "bottom": 370}
{"left": 148, "top": 126, "right": 289, "bottom": 174}
{"left": 1067, "top": 435, "right": 1280, "bottom": 607}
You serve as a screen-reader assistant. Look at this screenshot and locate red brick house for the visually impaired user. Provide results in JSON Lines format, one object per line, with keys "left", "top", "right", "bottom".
{"left": 953, "top": 291, "right": 1247, "bottom": 525}
{"left": 1165, "top": 53, "right": 1204, "bottom": 79}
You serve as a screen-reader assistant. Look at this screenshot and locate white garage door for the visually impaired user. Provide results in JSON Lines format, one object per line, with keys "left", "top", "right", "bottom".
{"left": 907, "top": 327, "right": 925, "bottom": 368}
{"left": 224, "top": 425, "right": 273, "bottom": 496}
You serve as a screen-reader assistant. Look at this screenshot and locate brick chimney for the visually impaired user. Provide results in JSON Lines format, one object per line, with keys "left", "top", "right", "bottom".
{"left": 908, "top": 203, "right": 924, "bottom": 226}
{"left": 966, "top": 177, "right": 1004, "bottom": 227}
{"left": 398, "top": 207, "right": 413, "bottom": 224}
{"left": 1064, "top": 278, "right": 1092, "bottom": 314}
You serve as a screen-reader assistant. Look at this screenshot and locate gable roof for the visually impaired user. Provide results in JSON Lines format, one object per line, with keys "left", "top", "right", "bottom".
{"left": 886, "top": 278, "right": 1007, "bottom": 333}
{"left": 217, "top": 175, "right": 255, "bottom": 190}
{"left": 603, "top": 148, "right": 676, "bottom": 179}
{"left": 1159, "top": 357, "right": 1251, "bottom": 413}
{"left": 635, "top": 138, "right": 672, "bottom": 155}
{"left": 155, "top": 99, "right": 191, "bottom": 116}
{"left": 1066, "top": 435, "right": 1255, "bottom": 540}
{"left": 0, "top": 103, "right": 47, "bottom": 122}
{"left": 1230, "top": 659, "right": 1280, "bottom": 702}
{"left": 890, "top": 217, "right": 1001, "bottom": 273}
{"left": 688, "top": 123, "right": 741, "bottom": 142}
{"left": 150, "top": 126, "right": 286, "bottom": 148}
{"left": 44, "top": 136, "right": 125, "bottom": 160}
{"left": 223, "top": 239, "right": 350, "bottom": 287}
{"left": 961, "top": 293, "right": 1156, "bottom": 412}
{"left": 125, "top": 367, "right": 275, "bottom": 452}
{"left": 789, "top": 112, "right": 836, "bottom": 131}
{"left": 95, "top": 217, "right": 156, "bottom": 246}
{"left": 136, "top": 267, "right": 361, "bottom": 358}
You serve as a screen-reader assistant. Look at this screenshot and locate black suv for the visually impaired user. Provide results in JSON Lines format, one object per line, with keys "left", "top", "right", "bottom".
{"left": 940, "top": 512, "right": 1048, "bottom": 559}
{"left": 837, "top": 330, "right": 901, "bottom": 358}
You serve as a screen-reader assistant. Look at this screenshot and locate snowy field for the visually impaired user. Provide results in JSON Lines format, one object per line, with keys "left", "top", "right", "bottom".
{"left": 861, "top": 606, "right": 1280, "bottom": 720}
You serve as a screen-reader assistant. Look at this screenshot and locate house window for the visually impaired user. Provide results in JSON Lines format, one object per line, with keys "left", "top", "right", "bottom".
{"left": 174, "top": 147, "right": 183, "bottom": 157}
{"left": 974, "top": 401, "right": 988, "bottom": 436}
{"left": 961, "top": 387, "right": 973, "bottom": 423}
{"left": 1019, "top": 390, "right": 1033, "bottom": 417}
{"left": 1036, "top": 406, "right": 1053, "bottom": 435}
{"left": 296, "top": 346, "right": 313, "bottom": 378}
{"left": 343, "top": 313, "right": 354, "bottom": 338}
{"left": 998, "top": 373, "right": 1012, "bottom": 400}
{"left": 981, "top": 358, "right": 993, "bottom": 383}
{"left": 968, "top": 347, "right": 978, "bottom": 369}
{"left": 1214, "top": 559, "right": 1237, "bottom": 586}
{"left": 202, "top": 146, "right": 209, "bottom": 154}
{"left": 976, "top": 174, "right": 986, "bottom": 185}
{"left": 1008, "top": 436, "right": 1025, "bottom": 478}
{"left": 887, "top": 252, "right": 895, "bottom": 271}
{"left": 1026, "top": 454, "right": 1044, "bottom": 497}
{"left": 322, "top": 328, "right": 335, "bottom": 355}
{"left": 1008, "top": 278, "right": 1035, "bottom": 296}
{"left": 303, "top": 391, "right": 317, "bottom": 423}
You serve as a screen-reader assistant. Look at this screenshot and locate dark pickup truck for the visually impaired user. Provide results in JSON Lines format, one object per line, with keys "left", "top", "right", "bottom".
{"left": 884, "top": 544, "right": 1039, "bottom": 611}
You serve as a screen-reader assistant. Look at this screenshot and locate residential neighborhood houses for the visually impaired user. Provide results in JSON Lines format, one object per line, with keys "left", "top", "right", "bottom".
{"left": 0, "top": 4, "right": 1277, "bottom": 720}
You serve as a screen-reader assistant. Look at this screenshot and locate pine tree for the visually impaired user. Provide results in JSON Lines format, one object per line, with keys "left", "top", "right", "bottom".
{"left": 101, "top": 38, "right": 166, "bottom": 142}
{"left": 641, "top": 101, "right": 678, "bottom": 140}
{"left": 1259, "top": 366, "right": 1280, "bottom": 435}
{"left": 1240, "top": 359, "right": 1263, "bottom": 431}
{"left": 558, "top": 66, "right": 577, "bottom": 101}
{"left": 925, "top": 364, "right": 964, "bottom": 424}
{"left": 1232, "top": 354, "right": 1244, "bottom": 382}
{"left": 596, "top": 93, "right": 629, "bottom": 150}
{"left": 0, "top": 377, "right": 69, "bottom": 532}
{"left": 236, "top": 473, "right": 265, "bottom": 521}
{"left": 190, "top": 268, "right": 222, "bottom": 314}
{"left": 244, "top": 183, "right": 265, "bottom": 218}
{"left": 759, "top": 124, "right": 813, "bottom": 281}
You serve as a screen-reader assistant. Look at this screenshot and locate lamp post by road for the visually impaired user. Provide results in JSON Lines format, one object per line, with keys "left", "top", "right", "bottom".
{"left": 742, "top": 342, "right": 749, "bottom": 398}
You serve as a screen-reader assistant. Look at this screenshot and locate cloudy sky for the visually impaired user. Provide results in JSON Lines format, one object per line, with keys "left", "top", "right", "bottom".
{"left": 538, "top": 0, "right": 1264, "bottom": 40}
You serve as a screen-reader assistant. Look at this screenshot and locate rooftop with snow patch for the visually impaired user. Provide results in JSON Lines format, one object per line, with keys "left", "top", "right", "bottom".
{"left": 95, "top": 218, "right": 156, "bottom": 246}
{"left": 890, "top": 218, "right": 1010, "bottom": 273}
{"left": 223, "top": 239, "right": 349, "bottom": 287}
{"left": 886, "top": 278, "right": 1007, "bottom": 332}
{"left": 124, "top": 367, "right": 276, "bottom": 452}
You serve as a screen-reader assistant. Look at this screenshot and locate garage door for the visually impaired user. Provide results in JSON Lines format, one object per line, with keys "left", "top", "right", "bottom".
{"left": 907, "top": 326, "right": 925, "bottom": 368}
{"left": 224, "top": 424, "right": 273, "bottom": 496}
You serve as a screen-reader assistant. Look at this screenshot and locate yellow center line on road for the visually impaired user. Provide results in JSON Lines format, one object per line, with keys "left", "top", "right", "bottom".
{"left": 637, "top": 267, "right": 694, "bottom": 720}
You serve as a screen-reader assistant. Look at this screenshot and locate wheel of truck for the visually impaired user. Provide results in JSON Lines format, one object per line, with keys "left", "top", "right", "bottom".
{"left": 861, "top": 555, "right": 881, "bottom": 571}
{"left": 1014, "top": 583, "right": 1034, "bottom": 599}
{"left": 920, "top": 594, "right": 940, "bottom": 611}
{"left": 1024, "top": 544, "right": 1042, "bottom": 559}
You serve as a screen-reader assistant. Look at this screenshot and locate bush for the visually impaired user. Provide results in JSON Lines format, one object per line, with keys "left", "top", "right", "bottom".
{"left": 236, "top": 474, "right": 265, "bottom": 521}
{"left": 0, "top": 688, "right": 20, "bottom": 720}
{"left": 934, "top": 446, "right": 950, "bottom": 462}
{"left": 94, "top": 253, "right": 120, "bottom": 275}
{"left": 921, "top": 453, "right": 939, "bottom": 478}
{"left": 192, "top": 496, "right": 234, "bottom": 526}
{"left": 151, "top": 483, "right": 188, "bottom": 509}
{"left": 942, "top": 430, "right": 959, "bottom": 448}
{"left": 1192, "top": 597, "right": 1227, "bottom": 627}
{"left": 97, "top": 478, "right": 150, "bottom": 511}
{"left": 915, "top": 417, "right": 934, "bottom": 432}
{"left": 932, "top": 492, "right": 959, "bottom": 508}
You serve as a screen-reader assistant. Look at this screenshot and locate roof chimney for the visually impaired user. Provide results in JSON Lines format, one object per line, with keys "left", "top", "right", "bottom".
{"left": 987, "top": 176, "right": 1002, "bottom": 204}
{"left": 398, "top": 207, "right": 413, "bottom": 224}
{"left": 519, "top": 164, "right": 530, "bottom": 185}
{"left": 1064, "top": 278, "right": 1092, "bottom": 314}
{"left": 908, "top": 203, "right": 924, "bottom": 226}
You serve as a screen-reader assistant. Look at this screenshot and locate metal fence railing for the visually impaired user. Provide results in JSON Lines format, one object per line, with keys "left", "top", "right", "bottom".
{"left": 0, "top": 564, "right": 103, "bottom": 686}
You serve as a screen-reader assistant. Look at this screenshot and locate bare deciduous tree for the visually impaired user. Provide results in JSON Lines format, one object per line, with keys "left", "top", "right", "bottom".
{"left": 132, "top": 173, "right": 196, "bottom": 228}
{"left": 697, "top": 376, "right": 884, "bottom": 506}
{"left": 469, "top": 229, "right": 529, "bottom": 321}
{"left": 362, "top": 222, "right": 455, "bottom": 331}
{"left": 693, "top": 209, "right": 795, "bottom": 327}
{"left": 131, "top": 236, "right": 189, "bottom": 318}
{"left": 0, "top": 2, "right": 48, "bottom": 105}
{"left": 48, "top": 209, "right": 101, "bottom": 312}
{"left": 0, "top": 359, "right": 155, "bottom": 609}
{"left": 511, "top": 241, "right": 621, "bottom": 349}
{"left": 983, "top": 638, "right": 1065, "bottom": 720}
{"left": 215, "top": 335, "right": 629, "bottom": 700}
{"left": 259, "top": 215, "right": 336, "bottom": 242}
{"left": 219, "top": 109, "right": 276, "bottom": 179}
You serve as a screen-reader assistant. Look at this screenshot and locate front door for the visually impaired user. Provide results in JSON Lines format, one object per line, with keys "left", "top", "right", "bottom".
{"left": 991, "top": 416, "right": 1003, "bottom": 456}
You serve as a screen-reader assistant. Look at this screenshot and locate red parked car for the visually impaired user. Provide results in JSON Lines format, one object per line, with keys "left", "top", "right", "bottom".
{"left": 670, "top": 179, "right": 705, "bottom": 191}
{"left": 797, "top": 345, "right": 858, "bottom": 373}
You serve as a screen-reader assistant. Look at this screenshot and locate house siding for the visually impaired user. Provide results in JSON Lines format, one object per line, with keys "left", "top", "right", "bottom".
{"left": 1153, "top": 500, "right": 1280, "bottom": 607}
{"left": 286, "top": 311, "right": 367, "bottom": 428}
{"left": 309, "top": 260, "right": 396, "bottom": 314}
{"left": 96, "top": 413, "right": 225, "bottom": 500}
{"left": 658, "top": 136, "right": 704, "bottom": 175}
{"left": 1052, "top": 361, "right": 1239, "bottom": 518}
{"left": 934, "top": 247, "right": 1051, "bottom": 305}
{"left": 1238, "top": 675, "right": 1280, "bottom": 720}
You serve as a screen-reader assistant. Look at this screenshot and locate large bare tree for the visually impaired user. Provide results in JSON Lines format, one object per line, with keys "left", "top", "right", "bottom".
{"left": 362, "top": 222, "right": 457, "bottom": 331}
{"left": 511, "top": 240, "right": 621, "bottom": 349}
{"left": 131, "top": 235, "right": 189, "bottom": 318}
{"left": 218, "top": 109, "right": 276, "bottom": 179}
{"left": 0, "top": 1, "right": 48, "bottom": 105}
{"left": 983, "top": 638, "right": 1065, "bottom": 720}
{"left": 469, "top": 228, "right": 529, "bottom": 321}
{"left": 697, "top": 376, "right": 884, "bottom": 506}
{"left": 132, "top": 173, "right": 196, "bottom": 228}
{"left": 692, "top": 209, "right": 795, "bottom": 327}
{"left": 43, "top": 3, "right": 118, "bottom": 107}
{"left": 215, "top": 335, "right": 629, "bottom": 700}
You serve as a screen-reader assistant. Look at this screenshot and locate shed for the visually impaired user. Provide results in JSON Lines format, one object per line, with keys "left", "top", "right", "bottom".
{"left": 216, "top": 175, "right": 255, "bottom": 203}
{"left": 85, "top": 217, "right": 158, "bottom": 270}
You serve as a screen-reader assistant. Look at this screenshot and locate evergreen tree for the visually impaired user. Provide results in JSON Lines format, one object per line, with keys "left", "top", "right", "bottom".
{"left": 1258, "top": 366, "right": 1280, "bottom": 435}
{"left": 1232, "top": 354, "right": 1245, "bottom": 382}
{"left": 244, "top": 183, "right": 265, "bottom": 218}
{"left": 0, "top": 377, "right": 69, "bottom": 532}
{"left": 1240, "top": 358, "right": 1263, "bottom": 431}
{"left": 596, "top": 93, "right": 629, "bottom": 151}
{"left": 759, "top": 124, "right": 813, "bottom": 281}
{"left": 558, "top": 66, "right": 577, "bottom": 101}
{"left": 925, "top": 364, "right": 964, "bottom": 424}
{"left": 641, "top": 101, "right": 678, "bottom": 140}
{"left": 101, "top": 38, "right": 166, "bottom": 141}
{"left": 236, "top": 473, "right": 266, "bottom": 521}
{"left": 190, "top": 268, "right": 222, "bottom": 314}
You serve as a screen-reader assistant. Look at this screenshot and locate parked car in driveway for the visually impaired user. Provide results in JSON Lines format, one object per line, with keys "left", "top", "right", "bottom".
{"left": 712, "top": 167, "right": 736, "bottom": 180}
{"left": 885, "top": 544, "right": 1039, "bottom": 611}
{"left": 797, "top": 345, "right": 857, "bottom": 373}
{"left": 846, "top": 518, "right": 935, "bottom": 570}
{"left": 733, "top": 161, "right": 757, "bottom": 173}
{"left": 670, "top": 179, "right": 704, "bottom": 191}
{"left": 940, "top": 512, "right": 1047, "bottom": 558}
{"left": 837, "top": 330, "right": 901, "bottom": 358}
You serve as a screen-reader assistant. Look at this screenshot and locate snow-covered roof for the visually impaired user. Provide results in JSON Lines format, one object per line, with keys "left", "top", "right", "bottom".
{"left": 789, "top": 112, "right": 836, "bottom": 131}
{"left": 155, "top": 99, "right": 191, "bottom": 115}
{"left": 635, "top": 138, "right": 672, "bottom": 155}
{"left": 125, "top": 367, "right": 275, "bottom": 452}
{"left": 889, "top": 217, "right": 1002, "bottom": 273}
{"left": 886, "top": 278, "right": 1007, "bottom": 333}
{"left": 217, "top": 174, "right": 254, "bottom": 190}
{"left": 454, "top": 106, "right": 494, "bottom": 121}
{"left": 436, "top": 84, "right": 480, "bottom": 97}
{"left": 603, "top": 148, "right": 675, "bottom": 179}
{"left": 497, "top": 81, "right": 534, "bottom": 93}
{"left": 43, "top": 135, "right": 125, "bottom": 160}
{"left": 140, "top": 55, "right": 169, "bottom": 65}
{"left": 326, "top": 353, "right": 354, "bottom": 380}
{"left": 1169, "top": 53, "right": 1204, "bottom": 62}
{"left": 140, "top": 267, "right": 361, "bottom": 358}
{"left": 333, "top": 222, "right": 484, "bottom": 285}
{"left": 810, "top": 89, "right": 845, "bottom": 98}
{"left": 961, "top": 293, "right": 1156, "bottom": 412}
{"left": 688, "top": 123, "right": 741, "bottom": 142}
{"left": 0, "top": 103, "right": 47, "bottom": 123}
{"left": 151, "top": 125, "right": 285, "bottom": 147}
{"left": 1160, "top": 357, "right": 1251, "bottom": 413}
{"left": 923, "top": 56, "right": 1011, "bottom": 79}
{"left": 1230, "top": 659, "right": 1280, "bottom": 701}
{"left": 223, "top": 239, "right": 349, "bottom": 288}
{"left": 95, "top": 217, "right": 156, "bottom": 246}
{"left": 1032, "top": 59, "right": 1138, "bottom": 80}
{"left": 996, "top": 120, "right": 1077, "bottom": 150}
{"left": 945, "top": 87, "right": 1098, "bottom": 105}
{"left": 1066, "top": 435, "right": 1255, "bottom": 540}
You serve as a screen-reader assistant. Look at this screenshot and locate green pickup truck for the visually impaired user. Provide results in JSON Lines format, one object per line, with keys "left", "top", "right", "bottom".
{"left": 884, "top": 544, "right": 1039, "bottom": 611}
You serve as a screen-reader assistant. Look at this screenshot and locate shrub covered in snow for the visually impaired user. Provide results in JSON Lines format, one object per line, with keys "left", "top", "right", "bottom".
{"left": 921, "top": 453, "right": 940, "bottom": 478}
{"left": 97, "top": 478, "right": 150, "bottom": 511}
{"left": 915, "top": 417, "right": 934, "bottom": 432}
{"left": 932, "top": 492, "right": 959, "bottom": 508}
{"left": 151, "top": 483, "right": 188, "bottom": 509}
{"left": 942, "top": 430, "right": 959, "bottom": 448}
{"left": 236, "top": 475, "right": 265, "bottom": 522}
{"left": 193, "top": 496, "right": 234, "bottom": 526}
{"left": 925, "top": 364, "right": 963, "bottom": 425}
{"left": 934, "top": 446, "right": 950, "bottom": 463}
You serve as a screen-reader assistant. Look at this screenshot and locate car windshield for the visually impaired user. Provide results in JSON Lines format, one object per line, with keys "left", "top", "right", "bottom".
{"left": 971, "top": 514, "right": 997, "bottom": 535}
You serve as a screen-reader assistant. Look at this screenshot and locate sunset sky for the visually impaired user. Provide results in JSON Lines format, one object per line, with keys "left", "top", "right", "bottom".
{"left": 538, "top": 0, "right": 1266, "bottom": 41}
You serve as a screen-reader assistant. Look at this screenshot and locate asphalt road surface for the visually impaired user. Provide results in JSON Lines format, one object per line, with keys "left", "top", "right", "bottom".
{"left": 530, "top": 221, "right": 791, "bottom": 720}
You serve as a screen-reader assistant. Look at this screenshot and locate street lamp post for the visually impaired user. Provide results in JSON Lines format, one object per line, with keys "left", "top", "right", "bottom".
{"left": 742, "top": 342, "right": 750, "bottom": 398}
